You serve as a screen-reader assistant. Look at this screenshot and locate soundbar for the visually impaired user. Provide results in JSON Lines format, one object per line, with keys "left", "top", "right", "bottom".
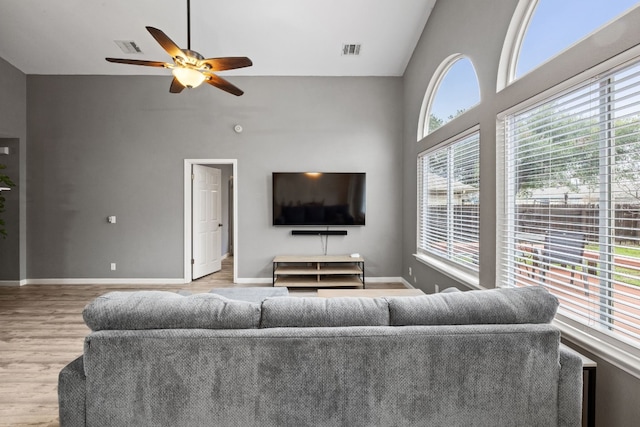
{"left": 291, "top": 230, "right": 347, "bottom": 236}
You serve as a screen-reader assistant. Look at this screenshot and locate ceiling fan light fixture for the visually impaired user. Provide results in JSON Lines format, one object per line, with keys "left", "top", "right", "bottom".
{"left": 172, "top": 67, "right": 205, "bottom": 88}
{"left": 105, "top": 0, "right": 251, "bottom": 95}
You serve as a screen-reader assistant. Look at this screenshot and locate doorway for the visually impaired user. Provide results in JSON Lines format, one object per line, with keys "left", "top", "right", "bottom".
{"left": 184, "top": 159, "right": 238, "bottom": 283}
{"left": 0, "top": 138, "right": 20, "bottom": 283}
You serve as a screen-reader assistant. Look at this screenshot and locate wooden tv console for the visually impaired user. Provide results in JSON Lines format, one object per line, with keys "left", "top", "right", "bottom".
{"left": 272, "top": 255, "right": 365, "bottom": 288}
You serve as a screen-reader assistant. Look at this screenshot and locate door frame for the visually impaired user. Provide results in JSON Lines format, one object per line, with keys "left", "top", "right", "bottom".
{"left": 184, "top": 159, "right": 238, "bottom": 283}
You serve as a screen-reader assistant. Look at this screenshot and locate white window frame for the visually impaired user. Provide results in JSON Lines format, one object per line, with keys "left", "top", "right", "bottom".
{"left": 497, "top": 0, "right": 538, "bottom": 91}
{"left": 415, "top": 126, "right": 480, "bottom": 288}
{"left": 497, "top": 47, "right": 640, "bottom": 378}
{"left": 497, "top": 0, "right": 640, "bottom": 91}
{"left": 417, "top": 54, "right": 480, "bottom": 141}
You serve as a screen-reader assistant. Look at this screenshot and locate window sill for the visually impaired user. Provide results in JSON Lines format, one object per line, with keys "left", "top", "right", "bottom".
{"left": 413, "top": 253, "right": 480, "bottom": 290}
{"left": 554, "top": 315, "right": 640, "bottom": 380}
{"left": 417, "top": 254, "right": 640, "bottom": 379}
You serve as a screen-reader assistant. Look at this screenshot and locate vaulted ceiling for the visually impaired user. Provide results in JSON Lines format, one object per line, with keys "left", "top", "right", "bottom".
{"left": 0, "top": 0, "right": 436, "bottom": 77}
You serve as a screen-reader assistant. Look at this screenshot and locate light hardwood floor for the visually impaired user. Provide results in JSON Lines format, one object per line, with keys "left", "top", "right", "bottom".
{"left": 0, "top": 257, "right": 406, "bottom": 427}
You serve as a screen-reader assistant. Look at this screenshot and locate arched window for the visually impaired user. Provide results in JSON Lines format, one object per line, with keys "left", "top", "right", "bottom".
{"left": 499, "top": 0, "right": 639, "bottom": 88}
{"left": 418, "top": 55, "right": 480, "bottom": 139}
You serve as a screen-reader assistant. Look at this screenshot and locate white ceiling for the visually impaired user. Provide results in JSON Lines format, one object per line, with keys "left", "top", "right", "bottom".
{"left": 0, "top": 0, "right": 436, "bottom": 77}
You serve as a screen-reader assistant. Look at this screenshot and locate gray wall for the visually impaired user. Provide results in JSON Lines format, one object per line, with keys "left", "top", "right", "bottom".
{"left": 401, "top": 1, "right": 640, "bottom": 425}
{"left": 26, "top": 75, "right": 403, "bottom": 280}
{"left": 10, "top": 1, "right": 640, "bottom": 421}
{"left": 0, "top": 57, "right": 26, "bottom": 281}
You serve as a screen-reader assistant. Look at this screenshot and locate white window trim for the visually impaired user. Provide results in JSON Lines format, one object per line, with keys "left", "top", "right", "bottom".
{"left": 498, "top": 0, "right": 640, "bottom": 91}
{"left": 417, "top": 125, "right": 481, "bottom": 287}
{"left": 496, "top": 0, "right": 539, "bottom": 91}
{"left": 496, "top": 45, "right": 640, "bottom": 380}
{"left": 414, "top": 252, "right": 481, "bottom": 290}
{"left": 417, "top": 54, "right": 482, "bottom": 141}
{"left": 555, "top": 316, "right": 640, "bottom": 380}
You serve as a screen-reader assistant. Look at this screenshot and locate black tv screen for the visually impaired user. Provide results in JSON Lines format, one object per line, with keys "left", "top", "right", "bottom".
{"left": 273, "top": 172, "right": 366, "bottom": 226}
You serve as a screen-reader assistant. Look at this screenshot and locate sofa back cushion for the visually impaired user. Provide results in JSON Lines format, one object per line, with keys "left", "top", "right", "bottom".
{"left": 260, "top": 297, "right": 389, "bottom": 328}
{"left": 388, "top": 287, "right": 558, "bottom": 326}
{"left": 80, "top": 325, "right": 568, "bottom": 427}
{"left": 83, "top": 291, "right": 261, "bottom": 331}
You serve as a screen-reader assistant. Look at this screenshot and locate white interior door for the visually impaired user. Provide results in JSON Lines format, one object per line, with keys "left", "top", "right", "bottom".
{"left": 192, "top": 165, "right": 222, "bottom": 279}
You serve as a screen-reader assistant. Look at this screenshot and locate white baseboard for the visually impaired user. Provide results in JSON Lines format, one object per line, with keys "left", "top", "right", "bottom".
{"left": 0, "top": 280, "right": 27, "bottom": 287}
{"left": 25, "top": 278, "right": 186, "bottom": 285}
{"left": 398, "top": 277, "right": 415, "bottom": 289}
{"left": 8, "top": 276, "right": 411, "bottom": 288}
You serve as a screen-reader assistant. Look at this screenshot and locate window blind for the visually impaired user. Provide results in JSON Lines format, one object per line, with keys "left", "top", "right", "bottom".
{"left": 501, "top": 58, "right": 640, "bottom": 348}
{"left": 418, "top": 131, "right": 480, "bottom": 271}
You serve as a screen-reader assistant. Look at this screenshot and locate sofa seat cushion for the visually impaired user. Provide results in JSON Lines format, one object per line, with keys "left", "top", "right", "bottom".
{"left": 260, "top": 297, "right": 389, "bottom": 328}
{"left": 83, "top": 291, "right": 261, "bottom": 331}
{"left": 388, "top": 287, "right": 558, "bottom": 326}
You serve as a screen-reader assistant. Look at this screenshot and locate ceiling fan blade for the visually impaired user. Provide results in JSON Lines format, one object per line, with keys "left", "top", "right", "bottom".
{"left": 105, "top": 58, "right": 168, "bottom": 67}
{"left": 201, "top": 57, "right": 253, "bottom": 72}
{"left": 169, "top": 77, "right": 185, "bottom": 94}
{"left": 146, "top": 26, "right": 185, "bottom": 60}
{"left": 204, "top": 74, "right": 244, "bottom": 96}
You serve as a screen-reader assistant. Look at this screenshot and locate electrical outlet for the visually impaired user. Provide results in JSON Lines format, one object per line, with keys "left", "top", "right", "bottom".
{"left": 110, "top": 263, "right": 116, "bottom": 271}
{"left": 409, "top": 267, "right": 412, "bottom": 276}
{"left": 435, "top": 284, "right": 440, "bottom": 293}
{"left": 413, "top": 276, "right": 417, "bottom": 283}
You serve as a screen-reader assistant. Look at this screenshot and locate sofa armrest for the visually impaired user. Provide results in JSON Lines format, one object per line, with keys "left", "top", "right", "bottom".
{"left": 58, "top": 356, "right": 86, "bottom": 427}
{"left": 558, "top": 347, "right": 583, "bottom": 427}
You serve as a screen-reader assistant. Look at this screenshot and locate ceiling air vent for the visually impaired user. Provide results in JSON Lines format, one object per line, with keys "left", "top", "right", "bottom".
{"left": 342, "top": 43, "right": 361, "bottom": 56}
{"left": 114, "top": 40, "right": 143, "bottom": 54}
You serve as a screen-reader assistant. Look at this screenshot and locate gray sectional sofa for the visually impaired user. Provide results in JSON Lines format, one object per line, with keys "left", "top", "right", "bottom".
{"left": 58, "top": 286, "right": 583, "bottom": 426}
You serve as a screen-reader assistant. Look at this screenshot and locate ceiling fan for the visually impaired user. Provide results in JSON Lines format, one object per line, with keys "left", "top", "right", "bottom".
{"left": 105, "top": 0, "right": 252, "bottom": 96}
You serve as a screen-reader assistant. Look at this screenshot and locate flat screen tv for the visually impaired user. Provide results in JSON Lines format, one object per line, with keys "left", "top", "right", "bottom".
{"left": 273, "top": 172, "right": 366, "bottom": 226}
